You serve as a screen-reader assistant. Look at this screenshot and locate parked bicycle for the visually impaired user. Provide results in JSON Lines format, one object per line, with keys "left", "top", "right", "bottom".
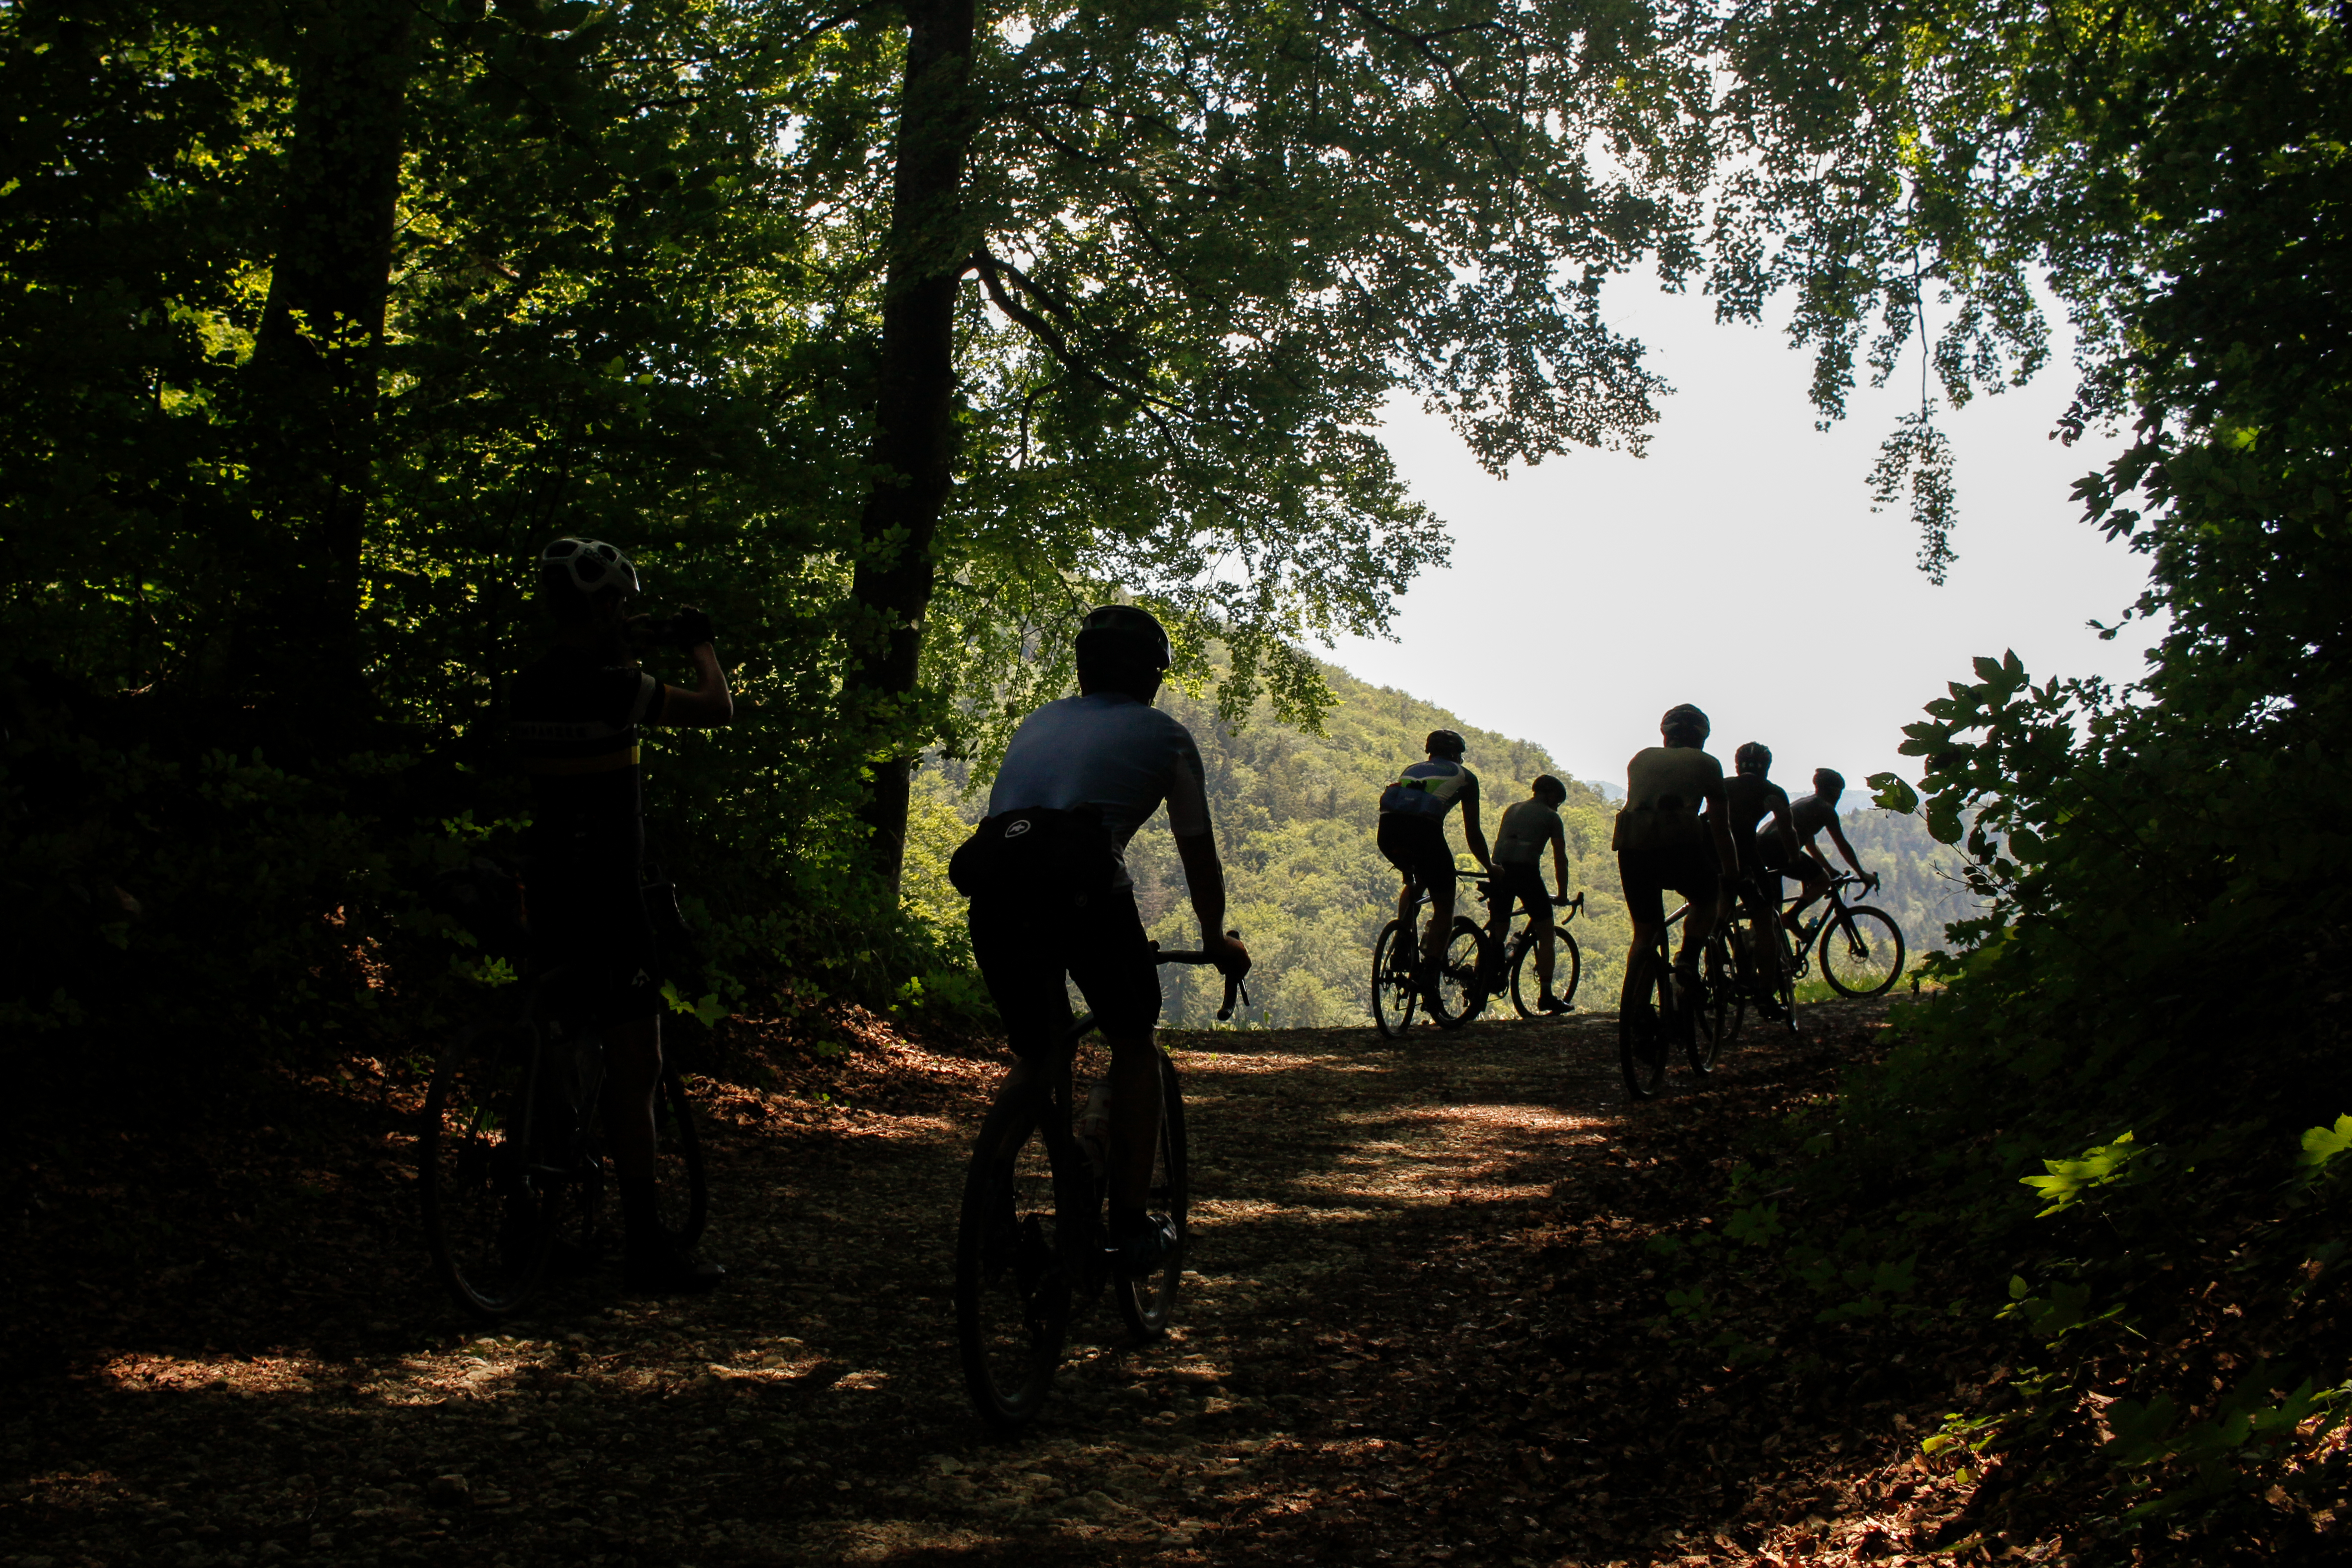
{"left": 954, "top": 936, "right": 1249, "bottom": 1431}
{"left": 418, "top": 971, "right": 706, "bottom": 1319}
{"left": 1371, "top": 882, "right": 1583, "bottom": 1035}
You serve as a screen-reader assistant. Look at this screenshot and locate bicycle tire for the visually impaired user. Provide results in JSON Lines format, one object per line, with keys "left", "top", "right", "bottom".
{"left": 1820, "top": 905, "right": 1906, "bottom": 998}
{"left": 1428, "top": 917, "right": 1490, "bottom": 1029}
{"left": 1115, "top": 1051, "right": 1189, "bottom": 1339}
{"left": 653, "top": 1064, "right": 708, "bottom": 1248}
{"left": 1689, "top": 934, "right": 1732, "bottom": 1075}
{"left": 1618, "top": 957, "right": 1671, "bottom": 1100}
{"left": 954, "top": 1087, "right": 1075, "bottom": 1430}
{"left": 420, "top": 1018, "right": 556, "bottom": 1319}
{"left": 1509, "top": 926, "right": 1581, "bottom": 1019}
{"left": 1371, "top": 919, "right": 1419, "bottom": 1037}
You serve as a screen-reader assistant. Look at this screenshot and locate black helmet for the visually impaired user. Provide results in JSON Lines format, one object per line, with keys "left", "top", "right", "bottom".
{"left": 538, "top": 537, "right": 638, "bottom": 605}
{"left": 1077, "top": 604, "right": 1174, "bottom": 671}
{"left": 1425, "top": 729, "right": 1466, "bottom": 759}
{"left": 1813, "top": 767, "right": 1847, "bottom": 795}
{"left": 1734, "top": 741, "right": 1773, "bottom": 775}
{"left": 1660, "top": 703, "right": 1710, "bottom": 744}
{"left": 1532, "top": 773, "right": 1567, "bottom": 804}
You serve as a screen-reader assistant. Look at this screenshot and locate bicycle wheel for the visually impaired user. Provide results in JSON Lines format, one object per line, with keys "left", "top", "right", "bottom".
{"left": 1115, "top": 1051, "right": 1189, "bottom": 1339}
{"left": 1820, "top": 906, "right": 1906, "bottom": 997}
{"left": 1689, "top": 935, "right": 1733, "bottom": 1075}
{"left": 420, "top": 1018, "right": 556, "bottom": 1319}
{"left": 1428, "top": 918, "right": 1491, "bottom": 1028}
{"left": 955, "top": 1086, "right": 1075, "bottom": 1429}
{"left": 1617, "top": 956, "right": 1671, "bottom": 1100}
{"left": 1510, "top": 926, "right": 1581, "bottom": 1018}
{"left": 1371, "top": 919, "right": 1419, "bottom": 1037}
{"left": 653, "top": 1064, "right": 708, "bottom": 1247}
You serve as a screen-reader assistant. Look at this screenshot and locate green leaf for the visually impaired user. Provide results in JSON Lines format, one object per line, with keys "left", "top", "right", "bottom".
{"left": 2298, "top": 1114, "right": 2352, "bottom": 1169}
{"left": 1868, "top": 771, "right": 1920, "bottom": 814}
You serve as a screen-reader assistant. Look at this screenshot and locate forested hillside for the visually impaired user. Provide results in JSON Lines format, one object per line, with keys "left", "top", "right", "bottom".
{"left": 909, "top": 657, "right": 1968, "bottom": 1027}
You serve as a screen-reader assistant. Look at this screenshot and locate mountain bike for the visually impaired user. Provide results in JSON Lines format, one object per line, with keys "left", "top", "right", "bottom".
{"left": 1618, "top": 897, "right": 1734, "bottom": 1099}
{"left": 418, "top": 971, "right": 706, "bottom": 1319}
{"left": 954, "top": 936, "right": 1250, "bottom": 1431}
{"left": 1785, "top": 873, "right": 1906, "bottom": 997}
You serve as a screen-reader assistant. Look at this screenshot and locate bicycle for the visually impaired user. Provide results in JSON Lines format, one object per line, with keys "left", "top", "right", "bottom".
{"left": 1371, "top": 879, "right": 1584, "bottom": 1034}
{"left": 954, "top": 936, "right": 1250, "bottom": 1431}
{"left": 1720, "top": 876, "right": 1801, "bottom": 1041}
{"left": 417, "top": 971, "right": 707, "bottom": 1319}
{"left": 1618, "top": 896, "right": 1735, "bottom": 1099}
{"left": 1783, "top": 872, "right": 1907, "bottom": 997}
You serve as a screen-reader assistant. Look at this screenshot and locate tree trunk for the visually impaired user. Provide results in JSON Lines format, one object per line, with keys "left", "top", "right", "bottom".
{"left": 846, "top": 0, "right": 982, "bottom": 894}
{"left": 243, "top": 0, "right": 411, "bottom": 743}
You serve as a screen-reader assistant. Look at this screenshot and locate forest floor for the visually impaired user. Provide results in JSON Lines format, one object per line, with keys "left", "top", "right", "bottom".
{"left": 3, "top": 996, "right": 2028, "bottom": 1568}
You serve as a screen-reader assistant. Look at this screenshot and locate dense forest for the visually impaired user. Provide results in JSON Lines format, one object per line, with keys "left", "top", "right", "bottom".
{"left": 5, "top": 0, "right": 2349, "bottom": 1559}
{"left": 913, "top": 654, "right": 1979, "bottom": 1027}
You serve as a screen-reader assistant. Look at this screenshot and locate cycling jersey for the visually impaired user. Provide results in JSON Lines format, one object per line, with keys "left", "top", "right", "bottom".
{"left": 1788, "top": 790, "right": 1837, "bottom": 843}
{"left": 987, "top": 693, "right": 1210, "bottom": 891}
{"left": 1723, "top": 773, "right": 1793, "bottom": 877}
{"left": 1493, "top": 797, "right": 1561, "bottom": 867}
{"left": 1613, "top": 746, "right": 1723, "bottom": 852}
{"left": 1380, "top": 758, "right": 1478, "bottom": 820}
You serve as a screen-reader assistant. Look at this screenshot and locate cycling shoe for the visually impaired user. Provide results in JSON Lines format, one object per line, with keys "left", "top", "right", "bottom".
{"left": 1107, "top": 1213, "right": 1180, "bottom": 1277}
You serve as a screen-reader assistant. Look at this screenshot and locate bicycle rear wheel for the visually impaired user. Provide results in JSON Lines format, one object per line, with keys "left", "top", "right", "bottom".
{"left": 1510, "top": 926, "right": 1581, "bottom": 1018}
{"left": 1618, "top": 956, "right": 1671, "bottom": 1100}
{"left": 1115, "top": 1051, "right": 1189, "bottom": 1339}
{"left": 1428, "top": 917, "right": 1491, "bottom": 1029}
{"left": 1820, "top": 906, "right": 1906, "bottom": 997}
{"left": 654, "top": 1064, "right": 708, "bottom": 1248}
{"left": 955, "top": 1086, "right": 1075, "bottom": 1430}
{"left": 420, "top": 1018, "right": 556, "bottom": 1319}
{"left": 1371, "top": 919, "right": 1419, "bottom": 1037}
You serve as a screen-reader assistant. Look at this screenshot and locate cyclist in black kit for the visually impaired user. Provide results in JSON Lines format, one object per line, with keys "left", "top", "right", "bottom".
{"left": 958, "top": 606, "right": 1249, "bottom": 1273}
{"left": 510, "top": 538, "right": 733, "bottom": 1294}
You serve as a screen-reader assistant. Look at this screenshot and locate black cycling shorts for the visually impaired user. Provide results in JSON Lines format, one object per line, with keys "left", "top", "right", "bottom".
{"left": 531, "top": 865, "right": 665, "bottom": 1026}
{"left": 1490, "top": 862, "right": 1552, "bottom": 922}
{"left": 969, "top": 886, "right": 1161, "bottom": 1055}
{"left": 1616, "top": 841, "right": 1722, "bottom": 928}
{"left": 1378, "top": 814, "right": 1459, "bottom": 896}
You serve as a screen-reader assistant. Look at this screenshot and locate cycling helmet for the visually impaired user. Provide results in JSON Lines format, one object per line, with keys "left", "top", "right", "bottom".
{"left": 1660, "top": 703, "right": 1711, "bottom": 744}
{"left": 1425, "top": 729, "right": 1466, "bottom": 759}
{"left": 1532, "top": 773, "right": 1567, "bottom": 804}
{"left": 1813, "top": 767, "right": 1847, "bottom": 795}
{"left": 1077, "top": 604, "right": 1174, "bottom": 671}
{"left": 1734, "top": 741, "right": 1773, "bottom": 775}
{"left": 538, "top": 537, "right": 639, "bottom": 603}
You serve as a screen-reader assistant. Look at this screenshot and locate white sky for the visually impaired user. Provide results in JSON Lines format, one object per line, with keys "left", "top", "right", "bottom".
{"left": 1331, "top": 281, "right": 2163, "bottom": 793}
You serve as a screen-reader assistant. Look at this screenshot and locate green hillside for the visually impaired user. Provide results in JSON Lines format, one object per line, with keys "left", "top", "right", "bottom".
{"left": 907, "top": 657, "right": 1973, "bottom": 1028}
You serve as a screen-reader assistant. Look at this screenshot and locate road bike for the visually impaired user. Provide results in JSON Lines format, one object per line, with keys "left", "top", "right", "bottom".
{"left": 1720, "top": 877, "right": 1802, "bottom": 1042}
{"left": 1371, "top": 879, "right": 1583, "bottom": 1035}
{"left": 1783, "top": 872, "right": 1907, "bottom": 997}
{"left": 418, "top": 971, "right": 707, "bottom": 1319}
{"left": 954, "top": 937, "right": 1249, "bottom": 1431}
{"left": 1618, "top": 897, "right": 1735, "bottom": 1100}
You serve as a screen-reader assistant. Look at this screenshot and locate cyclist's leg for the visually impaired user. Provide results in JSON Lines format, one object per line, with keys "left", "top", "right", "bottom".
{"left": 1419, "top": 851, "right": 1458, "bottom": 967}
{"left": 1065, "top": 888, "right": 1178, "bottom": 1265}
{"left": 1617, "top": 852, "right": 1666, "bottom": 1011}
{"left": 1670, "top": 844, "right": 1722, "bottom": 970}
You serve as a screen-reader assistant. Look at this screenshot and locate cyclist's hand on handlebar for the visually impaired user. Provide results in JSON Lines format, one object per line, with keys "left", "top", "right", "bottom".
{"left": 1205, "top": 928, "right": 1251, "bottom": 979}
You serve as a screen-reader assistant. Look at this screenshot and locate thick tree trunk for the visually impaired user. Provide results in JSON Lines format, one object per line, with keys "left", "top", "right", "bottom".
{"left": 243, "top": 0, "right": 411, "bottom": 742}
{"left": 846, "top": 0, "right": 981, "bottom": 894}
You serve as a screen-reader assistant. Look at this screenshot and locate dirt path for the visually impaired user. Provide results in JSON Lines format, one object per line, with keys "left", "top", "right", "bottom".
{"left": 4, "top": 1001, "right": 1933, "bottom": 1567}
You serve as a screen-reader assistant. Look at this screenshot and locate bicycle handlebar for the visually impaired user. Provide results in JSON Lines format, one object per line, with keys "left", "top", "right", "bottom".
{"left": 1151, "top": 929, "right": 1252, "bottom": 1022}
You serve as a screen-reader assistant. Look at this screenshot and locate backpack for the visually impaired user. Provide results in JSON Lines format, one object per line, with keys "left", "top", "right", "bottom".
{"left": 948, "top": 805, "right": 1122, "bottom": 903}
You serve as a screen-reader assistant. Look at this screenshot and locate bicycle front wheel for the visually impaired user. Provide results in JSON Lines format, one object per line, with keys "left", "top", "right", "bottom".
{"left": 1618, "top": 959, "right": 1671, "bottom": 1100}
{"left": 1820, "top": 906, "right": 1906, "bottom": 997}
{"left": 1371, "top": 919, "right": 1419, "bottom": 1037}
{"left": 420, "top": 1019, "right": 555, "bottom": 1319}
{"left": 955, "top": 1087, "right": 1075, "bottom": 1430}
{"left": 1510, "top": 926, "right": 1581, "bottom": 1019}
{"left": 1115, "top": 1051, "right": 1189, "bottom": 1339}
{"left": 1428, "top": 918, "right": 1491, "bottom": 1029}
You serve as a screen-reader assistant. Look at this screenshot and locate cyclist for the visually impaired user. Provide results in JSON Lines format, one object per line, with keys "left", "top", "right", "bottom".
{"left": 1774, "top": 767, "right": 1878, "bottom": 929}
{"left": 1485, "top": 774, "right": 1574, "bottom": 1013}
{"left": 1378, "top": 730, "right": 1492, "bottom": 999}
{"left": 1724, "top": 742, "right": 1804, "bottom": 1016}
{"left": 958, "top": 606, "right": 1249, "bottom": 1273}
{"left": 1614, "top": 703, "right": 1737, "bottom": 1016}
{"left": 511, "top": 537, "right": 732, "bottom": 1295}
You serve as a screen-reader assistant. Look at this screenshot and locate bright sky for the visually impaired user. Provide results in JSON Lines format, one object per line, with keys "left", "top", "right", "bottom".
{"left": 1332, "top": 281, "right": 2163, "bottom": 794}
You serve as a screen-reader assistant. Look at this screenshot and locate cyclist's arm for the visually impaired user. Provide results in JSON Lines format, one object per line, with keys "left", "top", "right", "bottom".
{"left": 1769, "top": 795, "right": 1800, "bottom": 854}
{"left": 1167, "top": 735, "right": 1248, "bottom": 973}
{"left": 658, "top": 641, "right": 733, "bottom": 728}
{"left": 1460, "top": 778, "right": 1493, "bottom": 871}
{"left": 1547, "top": 817, "right": 1569, "bottom": 902}
{"left": 1826, "top": 818, "right": 1868, "bottom": 878}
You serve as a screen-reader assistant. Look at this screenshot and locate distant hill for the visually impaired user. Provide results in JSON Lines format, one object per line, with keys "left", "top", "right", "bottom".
{"left": 905, "top": 657, "right": 1976, "bottom": 1026}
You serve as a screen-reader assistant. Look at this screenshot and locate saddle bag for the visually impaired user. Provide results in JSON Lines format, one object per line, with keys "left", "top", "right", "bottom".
{"left": 948, "top": 805, "right": 1121, "bottom": 902}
